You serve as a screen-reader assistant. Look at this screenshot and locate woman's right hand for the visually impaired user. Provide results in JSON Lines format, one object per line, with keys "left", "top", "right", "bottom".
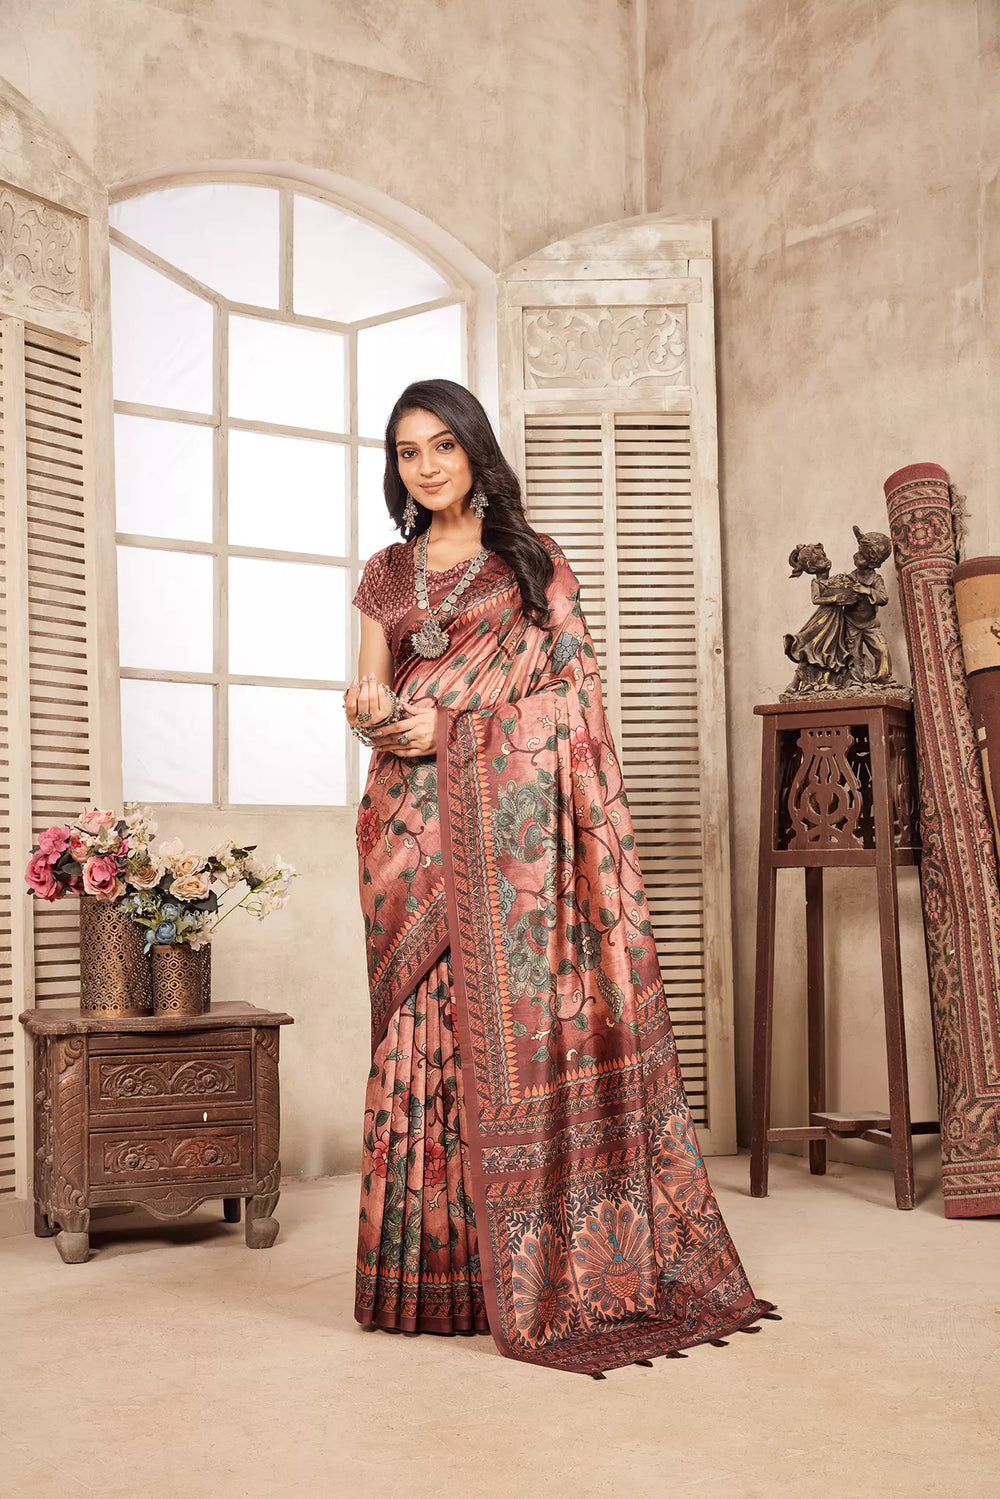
{"left": 345, "top": 673, "right": 393, "bottom": 728}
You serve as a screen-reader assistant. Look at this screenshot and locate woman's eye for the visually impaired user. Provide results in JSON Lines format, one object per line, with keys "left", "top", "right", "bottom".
{"left": 438, "top": 441, "right": 454, "bottom": 451}
{"left": 400, "top": 449, "right": 416, "bottom": 460}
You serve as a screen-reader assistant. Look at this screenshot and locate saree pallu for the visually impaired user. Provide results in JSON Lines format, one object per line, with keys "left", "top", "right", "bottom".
{"left": 355, "top": 537, "right": 772, "bottom": 1373}
{"left": 884, "top": 466, "right": 1000, "bottom": 1217}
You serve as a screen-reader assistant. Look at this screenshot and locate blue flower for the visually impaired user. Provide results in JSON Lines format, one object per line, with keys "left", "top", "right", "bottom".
{"left": 154, "top": 920, "right": 176, "bottom": 944}
{"left": 161, "top": 902, "right": 180, "bottom": 918}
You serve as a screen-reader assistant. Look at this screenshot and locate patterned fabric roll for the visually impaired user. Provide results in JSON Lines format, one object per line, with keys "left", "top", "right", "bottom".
{"left": 884, "top": 463, "right": 1000, "bottom": 1217}
{"left": 953, "top": 558, "right": 1000, "bottom": 848}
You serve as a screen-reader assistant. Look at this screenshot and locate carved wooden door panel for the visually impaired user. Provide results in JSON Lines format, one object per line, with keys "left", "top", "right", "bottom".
{"left": 498, "top": 220, "right": 736, "bottom": 1154}
{"left": 0, "top": 79, "right": 118, "bottom": 1235}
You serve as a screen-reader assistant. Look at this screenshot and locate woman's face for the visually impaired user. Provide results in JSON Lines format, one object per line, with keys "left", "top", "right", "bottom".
{"left": 394, "top": 406, "right": 474, "bottom": 516}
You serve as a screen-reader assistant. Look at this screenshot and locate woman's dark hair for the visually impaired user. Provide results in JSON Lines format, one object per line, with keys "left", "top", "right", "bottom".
{"left": 383, "top": 378, "right": 553, "bottom": 626}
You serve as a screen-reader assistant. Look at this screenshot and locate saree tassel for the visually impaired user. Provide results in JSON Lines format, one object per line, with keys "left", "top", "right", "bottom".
{"left": 590, "top": 1371, "right": 608, "bottom": 1380}
{"left": 761, "top": 1310, "right": 783, "bottom": 1320}
{"left": 665, "top": 1350, "right": 688, "bottom": 1359}
{"left": 738, "top": 1325, "right": 763, "bottom": 1334}
{"left": 708, "top": 1338, "right": 729, "bottom": 1348}
{"left": 633, "top": 1359, "right": 654, "bottom": 1367}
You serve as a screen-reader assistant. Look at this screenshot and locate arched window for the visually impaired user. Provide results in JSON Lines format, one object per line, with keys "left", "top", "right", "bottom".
{"left": 109, "top": 177, "right": 468, "bottom": 807}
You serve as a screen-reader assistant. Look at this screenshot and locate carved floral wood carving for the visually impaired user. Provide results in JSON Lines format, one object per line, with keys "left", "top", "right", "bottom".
{"left": 0, "top": 186, "right": 83, "bottom": 310}
{"left": 102, "top": 1133, "right": 242, "bottom": 1174}
{"left": 97, "top": 1059, "right": 238, "bottom": 1100}
{"left": 522, "top": 307, "right": 687, "bottom": 388}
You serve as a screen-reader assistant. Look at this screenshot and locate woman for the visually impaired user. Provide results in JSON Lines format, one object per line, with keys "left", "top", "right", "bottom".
{"left": 346, "top": 378, "right": 774, "bottom": 1377}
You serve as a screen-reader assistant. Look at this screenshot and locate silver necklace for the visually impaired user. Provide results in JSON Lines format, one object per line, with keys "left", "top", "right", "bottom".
{"left": 411, "top": 530, "right": 489, "bottom": 659}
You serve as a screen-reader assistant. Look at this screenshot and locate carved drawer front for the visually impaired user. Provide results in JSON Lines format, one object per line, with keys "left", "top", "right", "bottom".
{"left": 90, "top": 1125, "right": 254, "bottom": 1186}
{"left": 89, "top": 1028, "right": 251, "bottom": 1056}
{"left": 89, "top": 1049, "right": 252, "bottom": 1111}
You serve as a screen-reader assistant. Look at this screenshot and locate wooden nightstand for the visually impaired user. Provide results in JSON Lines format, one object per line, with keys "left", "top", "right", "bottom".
{"left": 19, "top": 1002, "right": 294, "bottom": 1263}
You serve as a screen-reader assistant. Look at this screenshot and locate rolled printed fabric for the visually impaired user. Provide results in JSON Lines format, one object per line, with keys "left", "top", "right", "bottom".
{"left": 953, "top": 558, "right": 1000, "bottom": 848}
{"left": 884, "top": 463, "right": 1000, "bottom": 1217}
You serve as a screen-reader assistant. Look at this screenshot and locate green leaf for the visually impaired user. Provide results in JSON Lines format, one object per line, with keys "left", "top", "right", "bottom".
{"left": 621, "top": 833, "right": 634, "bottom": 850}
{"left": 629, "top": 945, "right": 647, "bottom": 959}
{"left": 557, "top": 958, "right": 574, "bottom": 975}
{"left": 405, "top": 894, "right": 419, "bottom": 912}
{"left": 512, "top": 1018, "right": 528, "bottom": 1036}
{"left": 590, "top": 802, "right": 602, "bottom": 825}
{"left": 599, "top": 906, "right": 615, "bottom": 927}
{"left": 463, "top": 666, "right": 479, "bottom": 684}
{"left": 545, "top": 735, "right": 557, "bottom": 750}
{"left": 390, "top": 818, "right": 407, "bottom": 835}
{"left": 371, "top": 921, "right": 386, "bottom": 936}
{"left": 492, "top": 754, "right": 507, "bottom": 773}
{"left": 530, "top": 1044, "right": 550, "bottom": 1063}
{"left": 440, "top": 690, "right": 460, "bottom": 707}
{"left": 572, "top": 1012, "right": 589, "bottom": 1031}
{"left": 362, "top": 865, "right": 372, "bottom": 884}
{"left": 375, "top": 1109, "right": 390, "bottom": 1129}
{"left": 400, "top": 867, "right": 417, "bottom": 883}
{"left": 630, "top": 967, "right": 643, "bottom": 987}
{"left": 639, "top": 919, "right": 651, "bottom": 935}
{"left": 500, "top": 716, "right": 517, "bottom": 734}
{"left": 468, "top": 692, "right": 481, "bottom": 711}
{"left": 598, "top": 854, "right": 614, "bottom": 873}
{"left": 374, "top": 892, "right": 386, "bottom": 911}
{"left": 556, "top": 722, "right": 570, "bottom": 740}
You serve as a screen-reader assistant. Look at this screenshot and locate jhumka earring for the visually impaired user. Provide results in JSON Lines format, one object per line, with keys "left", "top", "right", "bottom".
{"left": 470, "top": 485, "right": 489, "bottom": 520}
{"left": 402, "top": 493, "right": 418, "bottom": 530}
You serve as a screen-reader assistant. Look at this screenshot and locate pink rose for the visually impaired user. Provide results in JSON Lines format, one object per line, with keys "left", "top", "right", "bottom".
{"left": 37, "top": 824, "right": 69, "bottom": 859}
{"left": 25, "top": 849, "right": 62, "bottom": 901}
{"left": 82, "top": 855, "right": 124, "bottom": 901}
{"left": 77, "top": 809, "right": 118, "bottom": 835}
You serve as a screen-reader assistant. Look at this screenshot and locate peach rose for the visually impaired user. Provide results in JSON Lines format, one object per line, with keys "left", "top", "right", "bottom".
{"left": 69, "top": 829, "right": 96, "bottom": 861}
{"left": 129, "top": 853, "right": 164, "bottom": 890}
{"left": 157, "top": 838, "right": 204, "bottom": 877}
{"left": 169, "top": 871, "right": 211, "bottom": 901}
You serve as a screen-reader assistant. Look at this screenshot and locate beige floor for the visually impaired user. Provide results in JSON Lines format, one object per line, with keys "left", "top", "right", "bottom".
{"left": 2, "top": 1153, "right": 996, "bottom": 1499}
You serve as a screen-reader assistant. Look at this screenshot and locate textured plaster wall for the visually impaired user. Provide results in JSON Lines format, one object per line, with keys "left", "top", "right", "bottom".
{"left": 645, "top": 0, "right": 1000, "bottom": 1154}
{"left": 0, "top": 0, "right": 643, "bottom": 1176}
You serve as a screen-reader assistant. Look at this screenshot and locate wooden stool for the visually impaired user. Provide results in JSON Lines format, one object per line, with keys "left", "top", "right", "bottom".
{"left": 749, "top": 695, "right": 937, "bottom": 1211}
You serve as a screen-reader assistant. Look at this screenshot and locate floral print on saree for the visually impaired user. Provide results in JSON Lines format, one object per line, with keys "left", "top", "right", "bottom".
{"left": 354, "top": 536, "right": 773, "bottom": 1373}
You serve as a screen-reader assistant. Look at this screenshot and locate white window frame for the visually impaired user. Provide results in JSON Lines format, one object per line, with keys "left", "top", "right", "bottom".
{"left": 110, "top": 168, "right": 494, "bottom": 810}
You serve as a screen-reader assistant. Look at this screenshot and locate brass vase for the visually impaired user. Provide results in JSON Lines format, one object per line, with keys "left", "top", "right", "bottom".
{"left": 151, "top": 942, "right": 207, "bottom": 1016}
{"left": 79, "top": 894, "right": 153, "bottom": 1017}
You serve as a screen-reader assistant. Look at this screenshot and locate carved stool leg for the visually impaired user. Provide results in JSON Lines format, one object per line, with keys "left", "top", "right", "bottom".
{"left": 871, "top": 717, "right": 915, "bottom": 1211}
{"left": 751, "top": 721, "right": 779, "bottom": 1198}
{"left": 54, "top": 1208, "right": 90, "bottom": 1264}
{"left": 223, "top": 1197, "right": 242, "bottom": 1223}
{"left": 245, "top": 1191, "right": 280, "bottom": 1249}
{"left": 805, "top": 866, "right": 827, "bottom": 1175}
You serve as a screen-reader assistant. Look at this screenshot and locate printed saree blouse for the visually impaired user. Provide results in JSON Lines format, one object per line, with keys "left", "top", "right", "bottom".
{"left": 352, "top": 533, "right": 772, "bottom": 1375}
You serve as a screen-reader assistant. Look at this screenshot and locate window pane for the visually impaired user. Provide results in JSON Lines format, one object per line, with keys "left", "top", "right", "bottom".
{"left": 357, "top": 445, "right": 400, "bottom": 560}
{"left": 357, "top": 304, "right": 463, "bottom": 439}
{"left": 228, "top": 430, "right": 347, "bottom": 555}
{"left": 293, "top": 194, "right": 451, "bottom": 323}
{"left": 121, "top": 679, "right": 213, "bottom": 802}
{"left": 229, "top": 558, "right": 347, "bottom": 679}
{"left": 110, "top": 184, "right": 279, "bottom": 307}
{"left": 228, "top": 316, "right": 346, "bottom": 432}
{"left": 229, "top": 686, "right": 345, "bottom": 804}
{"left": 117, "top": 547, "right": 214, "bottom": 671}
{"left": 115, "top": 414, "right": 213, "bottom": 541}
{"left": 110, "top": 245, "right": 213, "bottom": 413}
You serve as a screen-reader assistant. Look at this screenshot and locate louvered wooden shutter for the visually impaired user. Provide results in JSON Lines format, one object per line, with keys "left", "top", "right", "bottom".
{"left": 0, "top": 84, "right": 116, "bottom": 1234}
{"left": 501, "top": 221, "right": 735, "bottom": 1153}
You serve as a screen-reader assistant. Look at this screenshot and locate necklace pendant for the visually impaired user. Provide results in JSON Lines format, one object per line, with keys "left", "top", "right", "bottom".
{"left": 412, "top": 617, "right": 450, "bottom": 659}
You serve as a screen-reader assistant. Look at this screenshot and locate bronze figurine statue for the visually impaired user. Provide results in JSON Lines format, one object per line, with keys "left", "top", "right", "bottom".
{"left": 781, "top": 526, "right": 909, "bottom": 701}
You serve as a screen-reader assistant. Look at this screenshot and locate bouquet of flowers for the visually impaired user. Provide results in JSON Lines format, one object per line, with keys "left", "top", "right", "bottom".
{"left": 25, "top": 804, "right": 297, "bottom": 952}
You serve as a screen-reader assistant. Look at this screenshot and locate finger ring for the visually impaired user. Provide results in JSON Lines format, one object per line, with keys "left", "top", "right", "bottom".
{"left": 357, "top": 712, "right": 372, "bottom": 724}
{"left": 400, "top": 732, "right": 409, "bottom": 746}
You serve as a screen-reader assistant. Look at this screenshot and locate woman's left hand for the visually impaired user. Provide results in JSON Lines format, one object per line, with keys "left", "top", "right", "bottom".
{"left": 369, "top": 707, "right": 437, "bottom": 758}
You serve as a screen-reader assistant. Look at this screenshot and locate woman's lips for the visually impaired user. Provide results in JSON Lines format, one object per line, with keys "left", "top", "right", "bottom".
{"left": 421, "top": 481, "right": 447, "bottom": 493}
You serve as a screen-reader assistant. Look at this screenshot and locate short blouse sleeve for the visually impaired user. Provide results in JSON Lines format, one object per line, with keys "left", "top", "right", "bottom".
{"left": 352, "top": 548, "right": 389, "bottom": 622}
